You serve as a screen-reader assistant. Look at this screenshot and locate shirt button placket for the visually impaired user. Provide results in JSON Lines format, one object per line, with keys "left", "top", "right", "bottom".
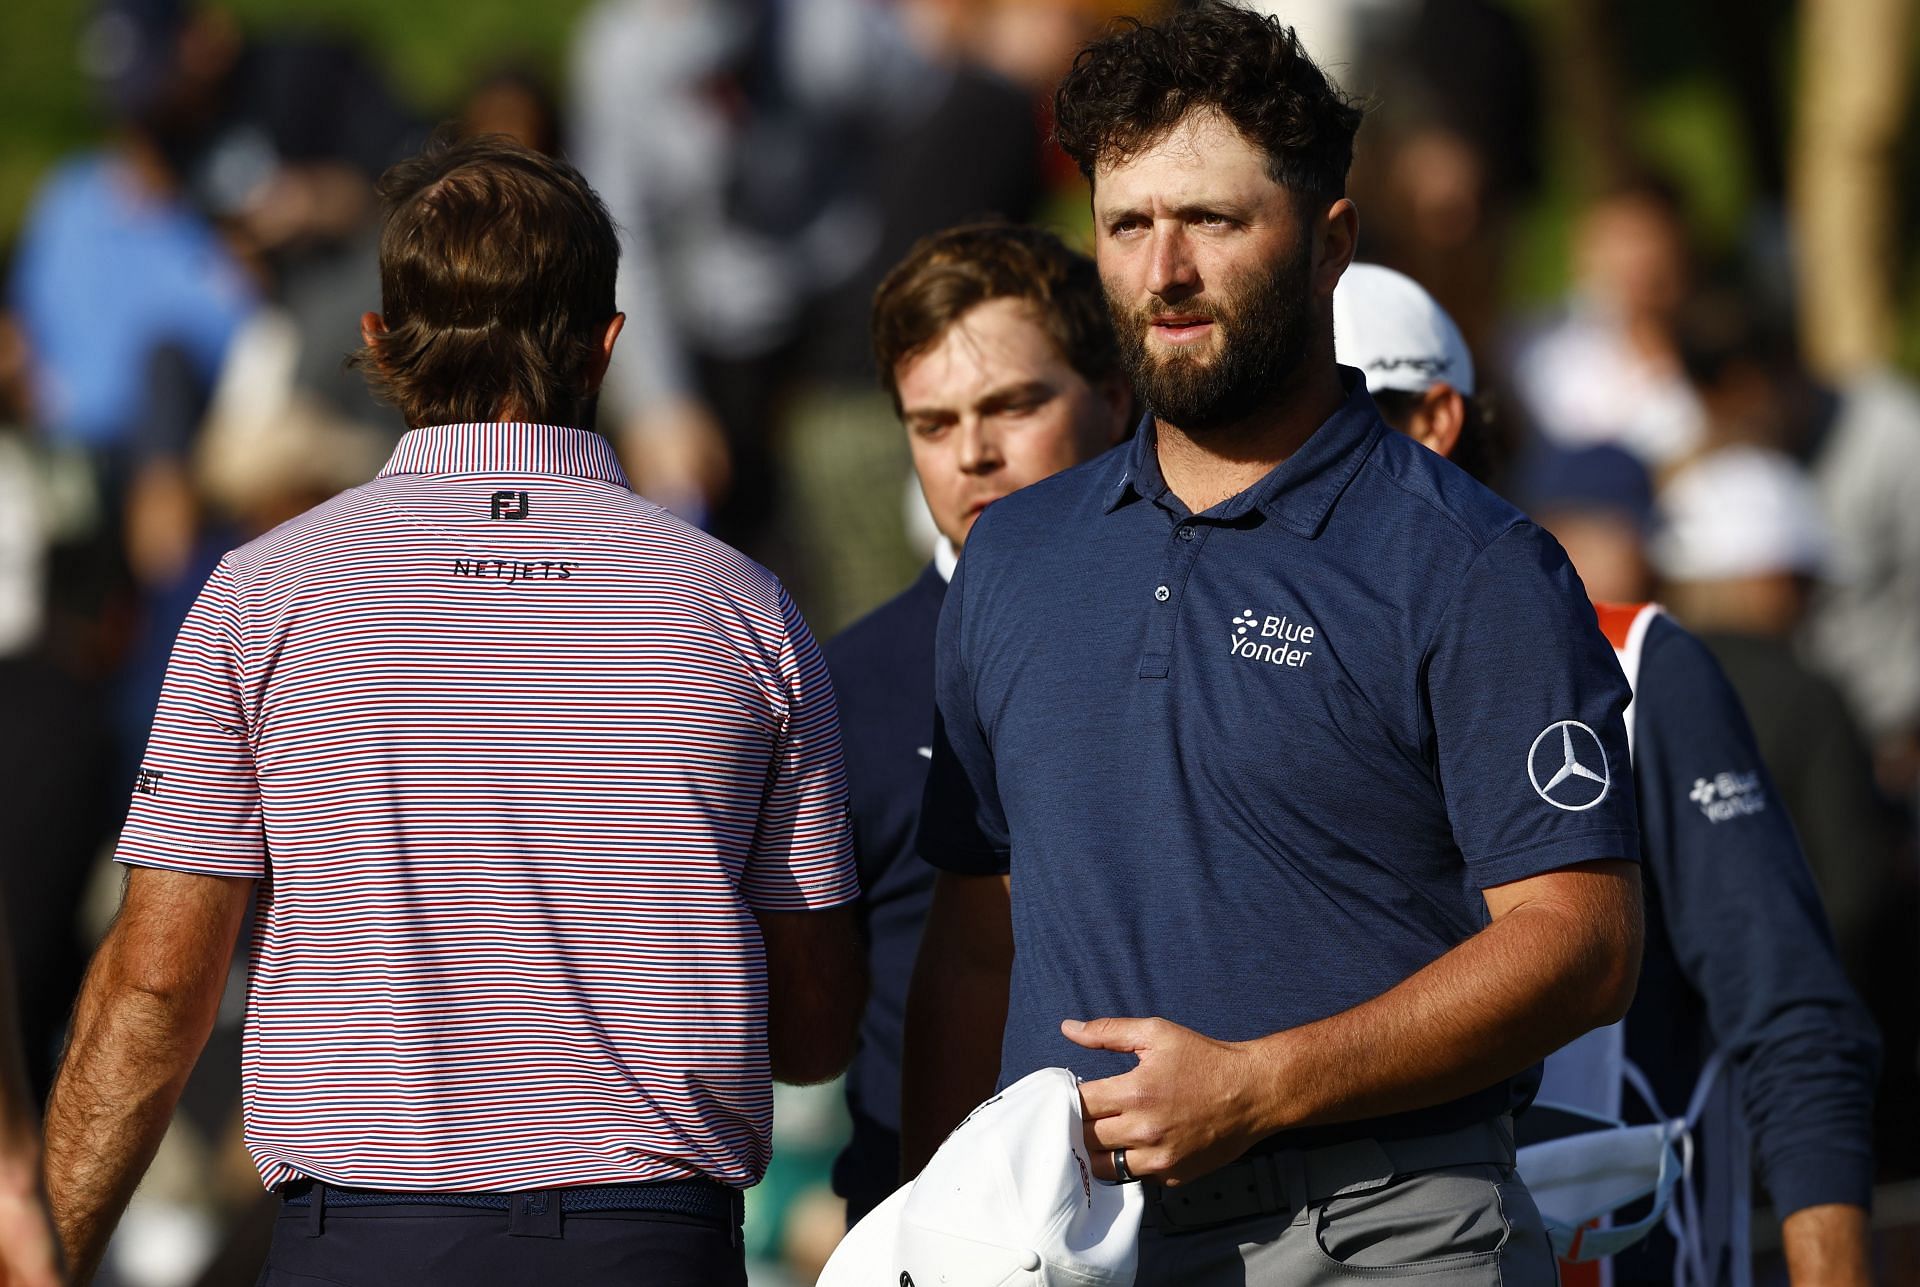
{"left": 1140, "top": 522, "right": 1208, "bottom": 678}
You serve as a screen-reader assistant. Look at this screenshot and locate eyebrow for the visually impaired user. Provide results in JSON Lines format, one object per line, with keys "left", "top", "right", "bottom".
{"left": 976, "top": 380, "right": 1054, "bottom": 409}
{"left": 1097, "top": 199, "right": 1256, "bottom": 225}
{"left": 902, "top": 380, "right": 1056, "bottom": 422}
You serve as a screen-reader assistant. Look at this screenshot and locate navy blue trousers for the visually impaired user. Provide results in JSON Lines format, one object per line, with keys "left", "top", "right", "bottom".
{"left": 256, "top": 1192, "right": 747, "bottom": 1286}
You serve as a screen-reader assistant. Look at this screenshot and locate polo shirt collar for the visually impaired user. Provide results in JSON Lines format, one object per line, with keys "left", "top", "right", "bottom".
{"left": 377, "top": 423, "right": 631, "bottom": 488}
{"left": 1101, "top": 366, "right": 1384, "bottom": 537}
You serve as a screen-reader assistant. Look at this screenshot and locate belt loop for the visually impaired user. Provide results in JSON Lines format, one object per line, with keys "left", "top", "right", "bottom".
{"left": 1251, "top": 1154, "right": 1280, "bottom": 1216}
{"left": 305, "top": 1181, "right": 325, "bottom": 1238}
{"left": 508, "top": 1189, "right": 563, "bottom": 1239}
{"left": 1280, "top": 1150, "right": 1310, "bottom": 1223}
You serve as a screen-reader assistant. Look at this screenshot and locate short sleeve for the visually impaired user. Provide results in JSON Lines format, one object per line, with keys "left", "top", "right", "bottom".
{"left": 742, "top": 585, "right": 860, "bottom": 911}
{"left": 917, "top": 556, "right": 1011, "bottom": 874}
{"left": 1425, "top": 524, "right": 1640, "bottom": 887}
{"left": 116, "top": 561, "right": 266, "bottom": 879}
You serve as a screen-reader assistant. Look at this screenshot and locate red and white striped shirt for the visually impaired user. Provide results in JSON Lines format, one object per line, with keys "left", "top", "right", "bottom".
{"left": 117, "top": 423, "right": 858, "bottom": 1192}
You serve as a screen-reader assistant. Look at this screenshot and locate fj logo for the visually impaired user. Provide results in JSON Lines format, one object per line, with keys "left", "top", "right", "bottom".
{"left": 1229, "top": 607, "right": 1316, "bottom": 668}
{"left": 490, "top": 490, "right": 530, "bottom": 520}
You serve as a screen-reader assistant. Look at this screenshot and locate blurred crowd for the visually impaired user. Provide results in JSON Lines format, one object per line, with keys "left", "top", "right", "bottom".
{"left": 0, "top": 0, "right": 1914, "bottom": 1282}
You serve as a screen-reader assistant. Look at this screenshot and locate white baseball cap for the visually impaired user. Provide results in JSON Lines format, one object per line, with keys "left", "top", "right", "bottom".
{"left": 1649, "top": 446, "right": 1829, "bottom": 581}
{"left": 1333, "top": 263, "right": 1476, "bottom": 397}
{"left": 818, "top": 1067, "right": 1143, "bottom": 1287}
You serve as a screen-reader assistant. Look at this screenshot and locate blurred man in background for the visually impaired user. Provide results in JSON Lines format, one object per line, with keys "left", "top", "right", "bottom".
{"left": 1512, "top": 443, "right": 1657, "bottom": 606}
{"left": 827, "top": 221, "right": 1130, "bottom": 1225}
{"left": 1337, "top": 261, "right": 1878, "bottom": 1287}
{"left": 40, "top": 135, "right": 864, "bottom": 1287}
{"left": 1508, "top": 176, "right": 1702, "bottom": 470}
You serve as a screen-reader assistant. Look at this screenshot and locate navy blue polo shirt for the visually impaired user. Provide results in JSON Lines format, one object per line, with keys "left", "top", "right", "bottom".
{"left": 920, "top": 372, "right": 1641, "bottom": 1146}
{"left": 823, "top": 562, "right": 947, "bottom": 1217}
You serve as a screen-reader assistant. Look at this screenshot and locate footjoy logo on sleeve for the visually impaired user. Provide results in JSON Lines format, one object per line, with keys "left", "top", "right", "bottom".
{"left": 1229, "top": 608, "right": 1316, "bottom": 668}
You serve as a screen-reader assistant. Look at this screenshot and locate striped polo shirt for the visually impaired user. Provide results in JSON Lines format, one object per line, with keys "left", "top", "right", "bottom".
{"left": 117, "top": 422, "right": 858, "bottom": 1192}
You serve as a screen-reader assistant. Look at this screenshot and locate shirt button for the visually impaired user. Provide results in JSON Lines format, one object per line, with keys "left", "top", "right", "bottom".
{"left": 1154, "top": 585, "right": 1171, "bottom": 602}
{"left": 1177, "top": 527, "right": 1194, "bottom": 541}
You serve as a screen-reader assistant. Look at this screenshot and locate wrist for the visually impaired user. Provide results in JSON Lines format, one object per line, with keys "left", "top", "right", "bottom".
{"left": 1241, "top": 1030, "right": 1309, "bottom": 1137}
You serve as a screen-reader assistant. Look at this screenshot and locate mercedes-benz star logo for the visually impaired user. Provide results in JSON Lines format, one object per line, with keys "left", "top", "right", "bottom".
{"left": 1527, "top": 720, "right": 1610, "bottom": 811}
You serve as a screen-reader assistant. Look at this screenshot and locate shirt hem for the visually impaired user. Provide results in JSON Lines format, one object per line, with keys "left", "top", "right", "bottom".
{"left": 1465, "top": 828, "right": 1640, "bottom": 889}
{"left": 1762, "top": 1147, "right": 1876, "bottom": 1218}
{"left": 919, "top": 843, "right": 1011, "bottom": 877}
{"left": 114, "top": 849, "right": 266, "bottom": 881}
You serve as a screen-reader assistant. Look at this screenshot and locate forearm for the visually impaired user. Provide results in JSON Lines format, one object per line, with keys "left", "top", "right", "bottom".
{"left": 901, "top": 873, "right": 1014, "bottom": 1177}
{"left": 761, "top": 906, "right": 867, "bottom": 1085}
{"left": 1246, "top": 864, "right": 1641, "bottom": 1133}
{"left": 901, "top": 953, "right": 1008, "bottom": 1178}
{"left": 44, "top": 940, "right": 224, "bottom": 1281}
{"left": 1781, "top": 1203, "right": 1871, "bottom": 1287}
{"left": 768, "top": 956, "right": 867, "bottom": 1087}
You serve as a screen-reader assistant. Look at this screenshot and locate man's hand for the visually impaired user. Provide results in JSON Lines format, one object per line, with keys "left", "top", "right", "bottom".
{"left": 1069, "top": 1017, "right": 1269, "bottom": 1185}
{"left": 1066, "top": 859, "right": 1640, "bottom": 1187}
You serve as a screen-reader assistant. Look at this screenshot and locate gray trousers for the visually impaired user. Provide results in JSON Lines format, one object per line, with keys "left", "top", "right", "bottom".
{"left": 1135, "top": 1118, "right": 1558, "bottom": 1286}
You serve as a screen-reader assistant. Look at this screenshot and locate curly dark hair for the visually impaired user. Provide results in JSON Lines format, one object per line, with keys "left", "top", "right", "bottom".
{"left": 351, "top": 132, "right": 619, "bottom": 429}
{"left": 1054, "top": 3, "right": 1363, "bottom": 203}
{"left": 871, "top": 222, "right": 1121, "bottom": 410}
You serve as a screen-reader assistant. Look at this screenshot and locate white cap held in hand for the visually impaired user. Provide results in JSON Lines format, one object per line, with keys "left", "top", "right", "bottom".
{"left": 819, "top": 1067, "right": 1143, "bottom": 1286}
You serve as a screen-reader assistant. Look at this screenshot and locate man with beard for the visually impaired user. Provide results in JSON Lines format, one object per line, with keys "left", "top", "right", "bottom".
{"left": 901, "top": 7, "right": 1643, "bottom": 1284}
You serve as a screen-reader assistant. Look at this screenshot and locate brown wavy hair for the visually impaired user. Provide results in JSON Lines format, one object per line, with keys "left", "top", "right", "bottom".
{"left": 1054, "top": 3, "right": 1363, "bottom": 203}
{"left": 351, "top": 133, "right": 619, "bottom": 428}
{"left": 871, "top": 221, "right": 1121, "bottom": 410}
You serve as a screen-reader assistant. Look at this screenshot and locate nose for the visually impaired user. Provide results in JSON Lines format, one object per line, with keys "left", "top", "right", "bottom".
{"left": 956, "top": 414, "right": 1003, "bottom": 476}
{"left": 1145, "top": 222, "right": 1198, "bottom": 298}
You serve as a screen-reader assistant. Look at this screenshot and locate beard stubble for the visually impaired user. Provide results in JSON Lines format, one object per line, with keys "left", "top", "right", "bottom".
{"left": 1108, "top": 240, "right": 1317, "bottom": 436}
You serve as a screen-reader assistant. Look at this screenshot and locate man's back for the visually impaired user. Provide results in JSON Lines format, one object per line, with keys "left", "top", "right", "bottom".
{"left": 120, "top": 423, "right": 857, "bottom": 1191}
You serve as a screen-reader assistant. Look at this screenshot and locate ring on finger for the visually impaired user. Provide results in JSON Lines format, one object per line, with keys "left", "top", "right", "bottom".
{"left": 1113, "top": 1147, "right": 1135, "bottom": 1183}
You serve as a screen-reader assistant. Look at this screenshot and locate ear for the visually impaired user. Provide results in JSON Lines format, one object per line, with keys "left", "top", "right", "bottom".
{"left": 1314, "top": 197, "right": 1360, "bottom": 298}
{"left": 585, "top": 313, "right": 626, "bottom": 392}
{"left": 359, "top": 311, "right": 386, "bottom": 352}
{"left": 1409, "top": 383, "right": 1467, "bottom": 460}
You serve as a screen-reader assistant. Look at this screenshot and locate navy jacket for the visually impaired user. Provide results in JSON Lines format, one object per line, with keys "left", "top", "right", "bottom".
{"left": 1611, "top": 613, "right": 1878, "bottom": 1284}
{"left": 823, "top": 563, "right": 946, "bottom": 1220}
